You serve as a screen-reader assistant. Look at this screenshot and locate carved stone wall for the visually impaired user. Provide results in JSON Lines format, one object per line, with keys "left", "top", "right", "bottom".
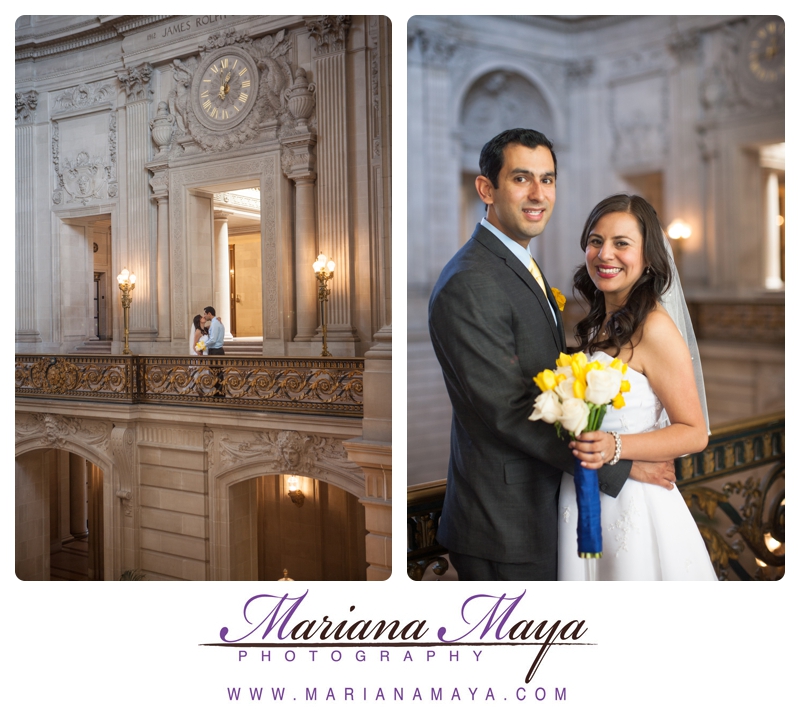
{"left": 15, "top": 403, "right": 377, "bottom": 581}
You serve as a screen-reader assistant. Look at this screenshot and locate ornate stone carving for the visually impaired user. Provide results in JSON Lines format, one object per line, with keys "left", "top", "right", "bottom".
{"left": 116, "top": 62, "right": 153, "bottom": 102}
{"left": 150, "top": 101, "right": 176, "bottom": 157}
{"left": 700, "top": 22, "right": 745, "bottom": 113}
{"left": 110, "top": 424, "right": 136, "bottom": 518}
{"left": 668, "top": 31, "right": 701, "bottom": 64}
{"left": 107, "top": 113, "right": 118, "bottom": 198}
{"left": 204, "top": 427, "right": 214, "bottom": 470}
{"left": 166, "top": 28, "right": 301, "bottom": 153}
{"left": 283, "top": 68, "right": 316, "bottom": 131}
{"left": 15, "top": 90, "right": 38, "bottom": 124}
{"left": 306, "top": 15, "right": 351, "bottom": 55}
{"left": 566, "top": 59, "right": 595, "bottom": 87}
{"left": 51, "top": 115, "right": 117, "bottom": 205}
{"left": 407, "top": 27, "right": 457, "bottom": 66}
{"left": 168, "top": 57, "right": 197, "bottom": 137}
{"left": 218, "top": 429, "right": 359, "bottom": 480}
{"left": 53, "top": 82, "right": 113, "bottom": 112}
{"left": 15, "top": 412, "right": 111, "bottom": 453}
{"left": 611, "top": 75, "right": 669, "bottom": 168}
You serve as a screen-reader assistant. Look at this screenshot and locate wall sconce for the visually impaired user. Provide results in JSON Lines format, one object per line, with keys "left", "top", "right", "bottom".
{"left": 116, "top": 267, "right": 137, "bottom": 355}
{"left": 287, "top": 474, "right": 305, "bottom": 507}
{"left": 666, "top": 219, "right": 692, "bottom": 241}
{"left": 312, "top": 253, "right": 335, "bottom": 357}
{"left": 666, "top": 219, "right": 691, "bottom": 274}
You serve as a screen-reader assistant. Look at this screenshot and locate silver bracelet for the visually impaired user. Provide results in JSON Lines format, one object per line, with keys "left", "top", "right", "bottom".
{"left": 608, "top": 431, "right": 622, "bottom": 465}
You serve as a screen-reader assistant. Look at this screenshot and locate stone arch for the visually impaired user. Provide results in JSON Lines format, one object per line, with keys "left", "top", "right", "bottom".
{"left": 453, "top": 62, "right": 565, "bottom": 159}
{"left": 15, "top": 413, "right": 121, "bottom": 580}
{"left": 207, "top": 427, "right": 365, "bottom": 580}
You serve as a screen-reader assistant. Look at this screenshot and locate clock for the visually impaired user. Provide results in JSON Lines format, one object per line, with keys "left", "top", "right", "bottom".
{"left": 743, "top": 17, "right": 785, "bottom": 91}
{"left": 191, "top": 47, "right": 259, "bottom": 131}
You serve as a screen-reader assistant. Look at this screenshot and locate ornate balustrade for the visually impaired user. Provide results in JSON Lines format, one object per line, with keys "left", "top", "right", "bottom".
{"left": 15, "top": 354, "right": 364, "bottom": 417}
{"left": 407, "top": 411, "right": 785, "bottom": 581}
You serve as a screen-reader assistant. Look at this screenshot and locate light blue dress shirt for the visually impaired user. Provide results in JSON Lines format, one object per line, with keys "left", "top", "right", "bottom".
{"left": 480, "top": 217, "right": 556, "bottom": 323}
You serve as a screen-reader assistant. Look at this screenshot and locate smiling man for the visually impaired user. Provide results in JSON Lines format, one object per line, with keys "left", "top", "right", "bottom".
{"left": 428, "top": 128, "right": 658, "bottom": 580}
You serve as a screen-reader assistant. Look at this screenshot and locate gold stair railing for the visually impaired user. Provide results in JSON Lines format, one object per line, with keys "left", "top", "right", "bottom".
{"left": 15, "top": 354, "right": 364, "bottom": 417}
{"left": 407, "top": 411, "right": 785, "bottom": 581}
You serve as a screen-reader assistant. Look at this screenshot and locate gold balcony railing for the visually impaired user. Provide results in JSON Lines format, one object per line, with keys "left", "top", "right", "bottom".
{"left": 407, "top": 411, "right": 785, "bottom": 581}
{"left": 15, "top": 354, "right": 364, "bottom": 417}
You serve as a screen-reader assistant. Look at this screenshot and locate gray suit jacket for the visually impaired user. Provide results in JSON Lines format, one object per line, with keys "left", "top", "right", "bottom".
{"left": 429, "top": 224, "right": 631, "bottom": 574}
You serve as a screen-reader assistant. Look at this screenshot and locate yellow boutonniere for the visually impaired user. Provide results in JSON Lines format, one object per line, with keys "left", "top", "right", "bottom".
{"left": 551, "top": 287, "right": 566, "bottom": 311}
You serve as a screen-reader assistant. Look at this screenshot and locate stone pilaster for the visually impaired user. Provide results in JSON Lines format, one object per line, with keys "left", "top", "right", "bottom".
{"left": 307, "top": 16, "right": 359, "bottom": 353}
{"left": 344, "top": 440, "right": 391, "bottom": 581}
{"left": 117, "top": 62, "right": 156, "bottom": 342}
{"left": 148, "top": 160, "right": 172, "bottom": 342}
{"left": 281, "top": 133, "right": 319, "bottom": 342}
{"left": 15, "top": 91, "right": 41, "bottom": 345}
{"left": 69, "top": 453, "right": 89, "bottom": 538}
{"left": 213, "top": 211, "right": 233, "bottom": 338}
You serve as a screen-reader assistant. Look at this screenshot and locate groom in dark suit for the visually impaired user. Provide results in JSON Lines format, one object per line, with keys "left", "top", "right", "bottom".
{"left": 428, "top": 128, "right": 675, "bottom": 580}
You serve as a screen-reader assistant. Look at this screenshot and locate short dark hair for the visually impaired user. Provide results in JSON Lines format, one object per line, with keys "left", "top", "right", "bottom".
{"left": 479, "top": 128, "right": 557, "bottom": 188}
{"left": 204, "top": 306, "right": 216, "bottom": 316}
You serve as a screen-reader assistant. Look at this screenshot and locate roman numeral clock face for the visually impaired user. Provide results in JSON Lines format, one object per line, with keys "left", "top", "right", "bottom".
{"left": 192, "top": 48, "right": 258, "bottom": 130}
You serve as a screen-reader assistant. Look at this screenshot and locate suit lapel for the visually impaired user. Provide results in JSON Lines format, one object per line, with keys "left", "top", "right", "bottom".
{"left": 473, "top": 225, "right": 563, "bottom": 350}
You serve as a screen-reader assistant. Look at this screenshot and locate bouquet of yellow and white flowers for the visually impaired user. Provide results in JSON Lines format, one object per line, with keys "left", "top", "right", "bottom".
{"left": 195, "top": 339, "right": 206, "bottom": 354}
{"left": 528, "top": 351, "right": 630, "bottom": 439}
{"left": 529, "top": 351, "right": 631, "bottom": 566}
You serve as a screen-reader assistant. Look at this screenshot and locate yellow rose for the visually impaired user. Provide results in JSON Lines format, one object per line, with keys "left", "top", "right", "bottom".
{"left": 556, "top": 352, "right": 572, "bottom": 368}
{"left": 612, "top": 394, "right": 626, "bottom": 409}
{"left": 534, "top": 369, "right": 558, "bottom": 393}
{"left": 551, "top": 287, "right": 566, "bottom": 311}
{"left": 609, "top": 358, "right": 628, "bottom": 374}
{"left": 573, "top": 378, "right": 586, "bottom": 400}
{"left": 620, "top": 379, "right": 631, "bottom": 393}
{"left": 570, "top": 352, "right": 588, "bottom": 380}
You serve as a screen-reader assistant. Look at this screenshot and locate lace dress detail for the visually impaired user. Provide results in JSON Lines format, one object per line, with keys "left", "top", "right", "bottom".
{"left": 557, "top": 352, "right": 717, "bottom": 581}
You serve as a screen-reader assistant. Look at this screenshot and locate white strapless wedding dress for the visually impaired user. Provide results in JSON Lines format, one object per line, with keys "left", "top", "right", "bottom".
{"left": 557, "top": 354, "right": 717, "bottom": 581}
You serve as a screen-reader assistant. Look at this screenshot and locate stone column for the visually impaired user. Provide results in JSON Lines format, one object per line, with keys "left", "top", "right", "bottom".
{"left": 147, "top": 102, "right": 174, "bottom": 344}
{"left": 281, "top": 134, "right": 318, "bottom": 342}
{"left": 306, "top": 16, "right": 359, "bottom": 352}
{"left": 15, "top": 91, "right": 41, "bottom": 346}
{"left": 213, "top": 211, "right": 233, "bottom": 339}
{"left": 88, "top": 463, "right": 104, "bottom": 580}
{"left": 69, "top": 453, "right": 89, "bottom": 539}
{"left": 117, "top": 63, "right": 156, "bottom": 343}
{"left": 764, "top": 171, "right": 783, "bottom": 290}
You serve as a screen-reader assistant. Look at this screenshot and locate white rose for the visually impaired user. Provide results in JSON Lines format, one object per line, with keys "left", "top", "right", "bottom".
{"left": 555, "top": 376, "right": 576, "bottom": 402}
{"left": 585, "top": 368, "right": 623, "bottom": 406}
{"left": 559, "top": 398, "right": 590, "bottom": 436}
{"left": 528, "top": 390, "right": 563, "bottom": 424}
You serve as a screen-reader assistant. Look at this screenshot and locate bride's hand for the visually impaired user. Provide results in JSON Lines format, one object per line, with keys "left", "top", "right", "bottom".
{"left": 569, "top": 431, "right": 616, "bottom": 470}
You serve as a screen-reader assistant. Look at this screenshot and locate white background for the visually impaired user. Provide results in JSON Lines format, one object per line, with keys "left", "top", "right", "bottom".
{"left": 6, "top": 3, "right": 795, "bottom": 714}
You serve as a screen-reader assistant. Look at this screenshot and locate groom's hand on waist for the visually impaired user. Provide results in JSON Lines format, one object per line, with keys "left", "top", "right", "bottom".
{"left": 629, "top": 460, "right": 676, "bottom": 490}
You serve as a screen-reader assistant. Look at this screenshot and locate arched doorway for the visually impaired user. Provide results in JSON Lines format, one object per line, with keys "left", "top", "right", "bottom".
{"left": 16, "top": 448, "right": 104, "bottom": 581}
{"left": 228, "top": 473, "right": 367, "bottom": 581}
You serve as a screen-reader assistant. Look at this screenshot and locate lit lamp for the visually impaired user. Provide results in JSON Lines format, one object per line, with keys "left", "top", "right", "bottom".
{"left": 287, "top": 474, "right": 305, "bottom": 507}
{"left": 116, "top": 267, "right": 137, "bottom": 355}
{"left": 666, "top": 219, "right": 692, "bottom": 274}
{"left": 312, "top": 253, "right": 335, "bottom": 357}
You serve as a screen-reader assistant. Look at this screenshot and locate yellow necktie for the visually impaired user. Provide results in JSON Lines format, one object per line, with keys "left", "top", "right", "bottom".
{"left": 528, "top": 256, "right": 546, "bottom": 294}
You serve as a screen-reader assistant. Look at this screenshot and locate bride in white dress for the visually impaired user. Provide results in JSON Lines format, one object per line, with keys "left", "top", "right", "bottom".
{"left": 557, "top": 194, "right": 716, "bottom": 581}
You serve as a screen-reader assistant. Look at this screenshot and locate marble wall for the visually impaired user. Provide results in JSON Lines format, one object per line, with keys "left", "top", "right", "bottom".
{"left": 408, "top": 15, "right": 785, "bottom": 486}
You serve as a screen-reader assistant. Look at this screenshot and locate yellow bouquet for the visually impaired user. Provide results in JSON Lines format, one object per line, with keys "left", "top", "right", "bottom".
{"left": 195, "top": 339, "right": 206, "bottom": 353}
{"left": 528, "top": 351, "right": 630, "bottom": 439}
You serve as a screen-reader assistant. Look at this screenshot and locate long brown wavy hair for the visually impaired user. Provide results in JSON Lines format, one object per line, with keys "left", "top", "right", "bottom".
{"left": 573, "top": 194, "right": 672, "bottom": 356}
